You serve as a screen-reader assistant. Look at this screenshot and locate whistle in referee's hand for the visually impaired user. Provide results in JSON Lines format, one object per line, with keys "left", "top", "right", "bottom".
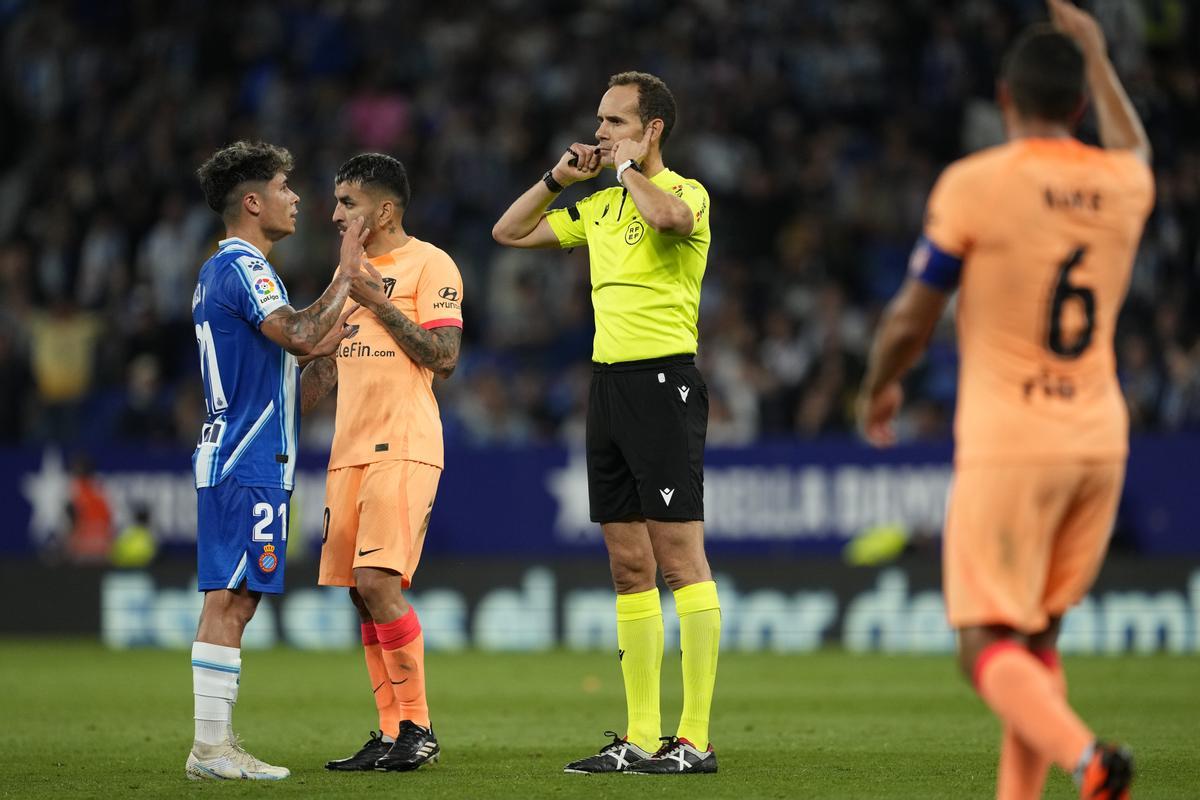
{"left": 567, "top": 148, "right": 600, "bottom": 168}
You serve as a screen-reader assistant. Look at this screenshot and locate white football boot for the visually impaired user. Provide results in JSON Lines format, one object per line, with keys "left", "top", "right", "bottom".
{"left": 185, "top": 737, "right": 290, "bottom": 781}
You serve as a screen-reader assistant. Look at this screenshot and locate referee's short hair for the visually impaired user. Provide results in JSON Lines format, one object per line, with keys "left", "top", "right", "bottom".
{"left": 1002, "top": 25, "right": 1086, "bottom": 125}
{"left": 609, "top": 71, "right": 677, "bottom": 146}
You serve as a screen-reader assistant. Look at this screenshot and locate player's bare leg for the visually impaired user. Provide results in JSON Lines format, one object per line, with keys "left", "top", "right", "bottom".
{"left": 959, "top": 624, "right": 1132, "bottom": 799}
{"left": 195, "top": 585, "right": 260, "bottom": 646}
{"left": 325, "top": 588, "right": 397, "bottom": 771}
{"left": 991, "top": 621, "right": 1059, "bottom": 800}
{"left": 1030, "top": 619, "right": 1133, "bottom": 799}
{"left": 626, "top": 520, "right": 720, "bottom": 774}
{"left": 354, "top": 566, "right": 438, "bottom": 771}
{"left": 187, "top": 585, "right": 289, "bottom": 781}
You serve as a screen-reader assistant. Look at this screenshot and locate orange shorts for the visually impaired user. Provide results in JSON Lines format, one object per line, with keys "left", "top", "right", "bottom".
{"left": 318, "top": 459, "right": 441, "bottom": 589}
{"left": 943, "top": 460, "right": 1124, "bottom": 634}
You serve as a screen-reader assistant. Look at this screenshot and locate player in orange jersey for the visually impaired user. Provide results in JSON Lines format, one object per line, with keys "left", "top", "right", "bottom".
{"left": 300, "top": 153, "right": 463, "bottom": 773}
{"left": 856, "top": 3, "right": 1151, "bottom": 799}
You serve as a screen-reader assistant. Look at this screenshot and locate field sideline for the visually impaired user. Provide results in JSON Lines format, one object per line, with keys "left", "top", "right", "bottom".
{"left": 0, "top": 641, "right": 1194, "bottom": 799}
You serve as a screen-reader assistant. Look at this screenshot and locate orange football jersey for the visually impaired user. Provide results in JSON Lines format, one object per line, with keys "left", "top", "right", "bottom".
{"left": 328, "top": 237, "right": 463, "bottom": 470}
{"left": 914, "top": 138, "right": 1153, "bottom": 464}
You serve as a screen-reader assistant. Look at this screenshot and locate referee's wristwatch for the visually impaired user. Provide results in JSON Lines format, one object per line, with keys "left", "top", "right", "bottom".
{"left": 616, "top": 159, "right": 643, "bottom": 186}
{"left": 542, "top": 170, "right": 565, "bottom": 193}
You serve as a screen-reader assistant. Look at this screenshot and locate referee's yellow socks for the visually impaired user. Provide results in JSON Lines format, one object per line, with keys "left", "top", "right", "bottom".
{"left": 674, "top": 580, "right": 721, "bottom": 750}
{"left": 615, "top": 588, "right": 663, "bottom": 753}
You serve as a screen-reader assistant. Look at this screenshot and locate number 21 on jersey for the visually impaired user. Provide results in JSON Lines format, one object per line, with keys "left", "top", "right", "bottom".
{"left": 252, "top": 502, "right": 288, "bottom": 542}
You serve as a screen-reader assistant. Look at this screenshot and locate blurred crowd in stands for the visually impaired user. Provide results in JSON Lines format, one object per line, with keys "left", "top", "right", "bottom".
{"left": 1, "top": 0, "right": 1197, "bottom": 450}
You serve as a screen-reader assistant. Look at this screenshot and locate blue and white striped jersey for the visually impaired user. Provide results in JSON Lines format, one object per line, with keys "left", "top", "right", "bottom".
{"left": 191, "top": 237, "right": 299, "bottom": 490}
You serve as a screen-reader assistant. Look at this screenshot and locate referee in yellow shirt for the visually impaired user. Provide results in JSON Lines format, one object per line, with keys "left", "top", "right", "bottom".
{"left": 493, "top": 71, "right": 719, "bottom": 775}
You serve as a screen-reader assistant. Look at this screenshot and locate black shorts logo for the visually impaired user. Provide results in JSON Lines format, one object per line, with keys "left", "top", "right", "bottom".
{"left": 625, "top": 221, "right": 645, "bottom": 245}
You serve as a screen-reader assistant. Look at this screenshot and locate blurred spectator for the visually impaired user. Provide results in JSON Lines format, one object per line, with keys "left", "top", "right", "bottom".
{"left": 28, "top": 299, "right": 100, "bottom": 441}
{"left": 110, "top": 504, "right": 158, "bottom": 568}
{"left": 64, "top": 451, "right": 113, "bottom": 564}
{"left": 0, "top": 0, "right": 1196, "bottom": 447}
{"left": 115, "top": 354, "right": 177, "bottom": 442}
{"left": 0, "top": 326, "right": 30, "bottom": 442}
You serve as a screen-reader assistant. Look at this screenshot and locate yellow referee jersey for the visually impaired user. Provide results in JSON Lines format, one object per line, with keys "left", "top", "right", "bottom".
{"left": 545, "top": 168, "right": 711, "bottom": 363}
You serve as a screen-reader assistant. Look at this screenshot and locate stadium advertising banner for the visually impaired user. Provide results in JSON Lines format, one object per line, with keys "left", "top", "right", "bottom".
{"left": 1, "top": 559, "right": 1197, "bottom": 655}
{"left": 0, "top": 436, "right": 1196, "bottom": 557}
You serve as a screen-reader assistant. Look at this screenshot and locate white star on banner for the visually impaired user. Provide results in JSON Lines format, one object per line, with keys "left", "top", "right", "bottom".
{"left": 20, "top": 449, "right": 70, "bottom": 546}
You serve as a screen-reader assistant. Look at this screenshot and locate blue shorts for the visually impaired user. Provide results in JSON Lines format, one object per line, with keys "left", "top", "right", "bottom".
{"left": 196, "top": 479, "right": 291, "bottom": 594}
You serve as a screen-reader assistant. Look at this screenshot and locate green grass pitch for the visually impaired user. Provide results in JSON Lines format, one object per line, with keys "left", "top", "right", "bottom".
{"left": 0, "top": 640, "right": 1195, "bottom": 799}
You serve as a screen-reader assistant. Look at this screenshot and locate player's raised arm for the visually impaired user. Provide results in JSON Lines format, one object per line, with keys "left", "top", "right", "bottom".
{"left": 260, "top": 217, "right": 372, "bottom": 356}
{"left": 491, "top": 143, "right": 601, "bottom": 249}
{"left": 1048, "top": 0, "right": 1151, "bottom": 162}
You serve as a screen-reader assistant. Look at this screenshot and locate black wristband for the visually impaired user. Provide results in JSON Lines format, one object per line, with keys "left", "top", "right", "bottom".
{"left": 542, "top": 170, "right": 565, "bottom": 193}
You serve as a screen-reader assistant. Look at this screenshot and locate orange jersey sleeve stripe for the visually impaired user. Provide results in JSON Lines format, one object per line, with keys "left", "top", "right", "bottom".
{"left": 420, "top": 318, "right": 463, "bottom": 330}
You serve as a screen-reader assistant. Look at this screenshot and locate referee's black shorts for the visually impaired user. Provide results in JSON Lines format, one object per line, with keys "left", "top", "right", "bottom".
{"left": 586, "top": 354, "right": 708, "bottom": 523}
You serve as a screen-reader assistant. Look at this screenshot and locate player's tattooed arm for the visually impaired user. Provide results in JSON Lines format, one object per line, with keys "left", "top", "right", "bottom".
{"left": 262, "top": 279, "right": 351, "bottom": 356}
{"left": 261, "top": 217, "right": 375, "bottom": 356}
{"left": 371, "top": 303, "right": 462, "bottom": 379}
{"left": 300, "top": 356, "right": 339, "bottom": 414}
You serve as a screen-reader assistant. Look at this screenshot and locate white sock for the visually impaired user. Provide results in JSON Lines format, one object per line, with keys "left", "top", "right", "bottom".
{"left": 192, "top": 641, "right": 241, "bottom": 746}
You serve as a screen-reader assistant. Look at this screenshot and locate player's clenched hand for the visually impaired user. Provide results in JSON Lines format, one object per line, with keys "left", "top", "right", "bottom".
{"left": 1047, "top": 0, "right": 1106, "bottom": 57}
{"left": 348, "top": 260, "right": 389, "bottom": 310}
{"left": 857, "top": 382, "right": 903, "bottom": 448}
{"left": 611, "top": 126, "right": 653, "bottom": 170}
{"left": 550, "top": 143, "right": 602, "bottom": 187}
{"left": 336, "top": 217, "right": 371, "bottom": 279}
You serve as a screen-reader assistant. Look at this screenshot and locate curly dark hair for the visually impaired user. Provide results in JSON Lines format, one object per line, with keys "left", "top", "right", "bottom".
{"left": 335, "top": 153, "right": 411, "bottom": 211}
{"left": 608, "top": 71, "right": 677, "bottom": 146}
{"left": 196, "top": 140, "right": 294, "bottom": 217}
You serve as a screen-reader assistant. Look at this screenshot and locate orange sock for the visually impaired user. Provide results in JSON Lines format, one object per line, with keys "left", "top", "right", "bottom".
{"left": 995, "top": 648, "right": 1065, "bottom": 800}
{"left": 361, "top": 623, "right": 401, "bottom": 738}
{"left": 975, "top": 641, "right": 1090, "bottom": 774}
{"left": 376, "top": 609, "right": 430, "bottom": 729}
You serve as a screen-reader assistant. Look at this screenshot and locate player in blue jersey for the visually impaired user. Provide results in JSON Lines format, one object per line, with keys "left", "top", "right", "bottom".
{"left": 185, "top": 141, "right": 379, "bottom": 781}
